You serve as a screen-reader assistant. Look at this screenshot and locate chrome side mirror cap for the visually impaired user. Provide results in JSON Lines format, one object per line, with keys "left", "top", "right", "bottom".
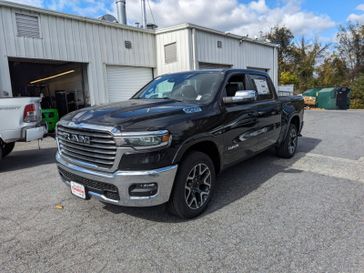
{"left": 223, "top": 90, "right": 257, "bottom": 104}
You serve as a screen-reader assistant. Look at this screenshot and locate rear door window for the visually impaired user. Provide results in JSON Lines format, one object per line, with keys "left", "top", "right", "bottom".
{"left": 248, "top": 75, "right": 273, "bottom": 101}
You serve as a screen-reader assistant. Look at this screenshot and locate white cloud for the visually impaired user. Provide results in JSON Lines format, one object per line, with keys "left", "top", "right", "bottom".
{"left": 5, "top": 0, "right": 336, "bottom": 38}
{"left": 125, "top": 0, "right": 335, "bottom": 38}
{"left": 356, "top": 3, "right": 364, "bottom": 11}
{"left": 7, "top": 0, "right": 43, "bottom": 7}
{"left": 347, "top": 3, "right": 364, "bottom": 23}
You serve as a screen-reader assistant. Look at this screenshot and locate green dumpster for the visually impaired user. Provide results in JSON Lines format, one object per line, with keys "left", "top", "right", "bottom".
{"left": 316, "top": 88, "right": 337, "bottom": 109}
{"left": 42, "top": 108, "right": 59, "bottom": 132}
{"left": 316, "top": 87, "right": 351, "bottom": 110}
{"left": 303, "top": 88, "right": 321, "bottom": 106}
{"left": 303, "top": 88, "right": 321, "bottom": 97}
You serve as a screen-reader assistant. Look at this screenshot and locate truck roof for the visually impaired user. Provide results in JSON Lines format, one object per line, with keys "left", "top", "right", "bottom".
{"left": 161, "top": 69, "right": 269, "bottom": 77}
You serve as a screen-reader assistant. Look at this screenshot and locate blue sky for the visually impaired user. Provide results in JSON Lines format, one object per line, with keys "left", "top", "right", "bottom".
{"left": 10, "top": 0, "right": 364, "bottom": 42}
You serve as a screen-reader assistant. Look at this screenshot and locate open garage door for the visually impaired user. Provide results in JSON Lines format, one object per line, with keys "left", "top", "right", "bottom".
{"left": 106, "top": 66, "right": 153, "bottom": 103}
{"left": 8, "top": 58, "right": 89, "bottom": 125}
{"left": 199, "top": 62, "right": 232, "bottom": 69}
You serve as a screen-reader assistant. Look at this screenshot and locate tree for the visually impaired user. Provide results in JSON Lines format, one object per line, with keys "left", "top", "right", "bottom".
{"left": 350, "top": 73, "right": 364, "bottom": 109}
{"left": 291, "top": 38, "right": 329, "bottom": 92}
{"left": 266, "top": 26, "right": 295, "bottom": 72}
{"left": 317, "top": 54, "right": 348, "bottom": 87}
{"left": 336, "top": 23, "right": 364, "bottom": 79}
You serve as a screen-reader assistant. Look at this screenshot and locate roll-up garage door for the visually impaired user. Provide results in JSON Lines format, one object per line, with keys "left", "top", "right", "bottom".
{"left": 106, "top": 66, "right": 153, "bottom": 103}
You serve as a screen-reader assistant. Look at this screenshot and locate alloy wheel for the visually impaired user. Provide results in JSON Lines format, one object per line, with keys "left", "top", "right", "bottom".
{"left": 184, "top": 163, "right": 212, "bottom": 209}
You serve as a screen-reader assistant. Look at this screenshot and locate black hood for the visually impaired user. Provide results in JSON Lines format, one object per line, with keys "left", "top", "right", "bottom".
{"left": 62, "top": 99, "right": 204, "bottom": 130}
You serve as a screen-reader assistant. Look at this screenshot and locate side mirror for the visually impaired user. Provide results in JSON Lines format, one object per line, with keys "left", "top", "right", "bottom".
{"left": 223, "top": 90, "right": 257, "bottom": 104}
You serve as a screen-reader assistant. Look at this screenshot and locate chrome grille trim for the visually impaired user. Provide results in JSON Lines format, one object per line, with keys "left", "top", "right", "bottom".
{"left": 57, "top": 123, "right": 119, "bottom": 171}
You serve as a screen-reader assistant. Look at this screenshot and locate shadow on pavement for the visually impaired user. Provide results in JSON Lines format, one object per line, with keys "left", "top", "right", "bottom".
{"left": 103, "top": 136, "right": 322, "bottom": 222}
{"left": 0, "top": 147, "right": 57, "bottom": 173}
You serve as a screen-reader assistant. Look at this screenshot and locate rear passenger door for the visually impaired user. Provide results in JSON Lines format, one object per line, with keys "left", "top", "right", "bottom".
{"left": 246, "top": 73, "right": 282, "bottom": 152}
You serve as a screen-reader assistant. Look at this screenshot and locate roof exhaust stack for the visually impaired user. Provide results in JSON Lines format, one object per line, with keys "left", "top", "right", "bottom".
{"left": 141, "top": 0, "right": 147, "bottom": 28}
{"left": 115, "top": 0, "right": 127, "bottom": 25}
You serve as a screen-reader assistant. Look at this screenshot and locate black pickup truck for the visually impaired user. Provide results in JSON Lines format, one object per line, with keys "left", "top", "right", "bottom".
{"left": 56, "top": 69, "right": 304, "bottom": 218}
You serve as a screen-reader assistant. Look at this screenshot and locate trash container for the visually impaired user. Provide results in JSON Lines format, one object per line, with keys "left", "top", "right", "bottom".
{"left": 303, "top": 88, "right": 321, "bottom": 106}
{"left": 42, "top": 108, "right": 59, "bottom": 132}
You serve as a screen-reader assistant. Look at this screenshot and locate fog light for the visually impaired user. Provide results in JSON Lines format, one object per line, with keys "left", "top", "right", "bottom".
{"left": 129, "top": 183, "right": 158, "bottom": 197}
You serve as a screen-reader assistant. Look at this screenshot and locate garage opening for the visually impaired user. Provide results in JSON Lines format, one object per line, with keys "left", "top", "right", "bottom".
{"left": 8, "top": 58, "right": 90, "bottom": 123}
{"left": 198, "top": 62, "right": 232, "bottom": 69}
{"left": 246, "top": 66, "right": 269, "bottom": 73}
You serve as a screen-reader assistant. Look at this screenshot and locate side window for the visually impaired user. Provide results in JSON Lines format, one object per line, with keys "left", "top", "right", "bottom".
{"left": 224, "top": 74, "right": 246, "bottom": 97}
{"left": 248, "top": 75, "right": 273, "bottom": 101}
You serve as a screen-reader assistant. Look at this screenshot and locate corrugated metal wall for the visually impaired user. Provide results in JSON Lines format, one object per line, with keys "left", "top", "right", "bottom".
{"left": 195, "top": 30, "right": 278, "bottom": 86}
{"left": 155, "top": 29, "right": 192, "bottom": 75}
{"left": 0, "top": 5, "right": 156, "bottom": 104}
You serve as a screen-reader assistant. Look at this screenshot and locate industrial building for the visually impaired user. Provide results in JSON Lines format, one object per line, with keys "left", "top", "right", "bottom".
{"left": 0, "top": 0, "right": 278, "bottom": 117}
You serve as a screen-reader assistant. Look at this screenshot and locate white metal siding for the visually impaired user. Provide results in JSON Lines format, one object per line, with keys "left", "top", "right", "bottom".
{"left": 0, "top": 5, "right": 156, "bottom": 104}
{"left": 106, "top": 65, "right": 153, "bottom": 103}
{"left": 155, "top": 29, "right": 192, "bottom": 75}
{"left": 195, "top": 30, "right": 278, "bottom": 87}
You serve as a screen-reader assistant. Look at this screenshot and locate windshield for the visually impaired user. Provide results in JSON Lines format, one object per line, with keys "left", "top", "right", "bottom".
{"left": 133, "top": 71, "right": 224, "bottom": 104}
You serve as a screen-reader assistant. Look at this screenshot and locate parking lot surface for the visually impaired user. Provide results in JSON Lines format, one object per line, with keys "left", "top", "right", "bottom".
{"left": 1, "top": 110, "right": 363, "bottom": 273}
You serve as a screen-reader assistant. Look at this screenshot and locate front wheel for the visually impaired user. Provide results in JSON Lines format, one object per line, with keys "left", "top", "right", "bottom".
{"left": 276, "top": 123, "right": 298, "bottom": 158}
{"left": 3, "top": 142, "right": 15, "bottom": 158}
{"left": 168, "top": 151, "right": 216, "bottom": 219}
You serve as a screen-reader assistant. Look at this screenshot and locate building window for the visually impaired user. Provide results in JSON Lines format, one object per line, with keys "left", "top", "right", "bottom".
{"left": 164, "top": 42, "right": 177, "bottom": 64}
{"left": 217, "top": 41, "right": 222, "bottom": 48}
{"left": 15, "top": 13, "right": 40, "bottom": 38}
{"left": 124, "top": 40, "right": 132, "bottom": 49}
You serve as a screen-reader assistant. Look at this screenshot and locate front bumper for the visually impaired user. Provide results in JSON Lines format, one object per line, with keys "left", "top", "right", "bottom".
{"left": 56, "top": 152, "right": 178, "bottom": 207}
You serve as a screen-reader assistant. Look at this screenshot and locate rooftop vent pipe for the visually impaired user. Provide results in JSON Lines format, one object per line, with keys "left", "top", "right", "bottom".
{"left": 116, "top": 0, "right": 127, "bottom": 25}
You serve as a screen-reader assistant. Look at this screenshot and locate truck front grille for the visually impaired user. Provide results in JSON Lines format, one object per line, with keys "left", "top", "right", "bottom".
{"left": 57, "top": 125, "right": 117, "bottom": 169}
{"left": 58, "top": 167, "right": 120, "bottom": 201}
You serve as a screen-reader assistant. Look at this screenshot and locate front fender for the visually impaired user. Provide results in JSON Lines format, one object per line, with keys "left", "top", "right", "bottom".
{"left": 172, "top": 132, "right": 224, "bottom": 167}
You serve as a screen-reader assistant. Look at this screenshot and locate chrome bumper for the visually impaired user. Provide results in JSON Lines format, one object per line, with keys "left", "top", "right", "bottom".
{"left": 56, "top": 152, "right": 178, "bottom": 207}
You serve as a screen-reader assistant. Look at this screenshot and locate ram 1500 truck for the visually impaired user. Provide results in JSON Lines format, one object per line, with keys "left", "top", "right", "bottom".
{"left": 0, "top": 97, "right": 46, "bottom": 159}
{"left": 56, "top": 69, "right": 304, "bottom": 218}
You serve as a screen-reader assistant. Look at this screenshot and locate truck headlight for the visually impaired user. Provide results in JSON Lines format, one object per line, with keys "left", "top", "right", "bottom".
{"left": 116, "top": 130, "right": 172, "bottom": 150}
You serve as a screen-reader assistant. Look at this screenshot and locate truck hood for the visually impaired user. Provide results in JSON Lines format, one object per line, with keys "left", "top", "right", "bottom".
{"left": 62, "top": 99, "right": 204, "bottom": 130}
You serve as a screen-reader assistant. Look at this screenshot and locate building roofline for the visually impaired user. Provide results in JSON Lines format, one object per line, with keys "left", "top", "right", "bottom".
{"left": 0, "top": 0, "right": 278, "bottom": 48}
{"left": 156, "top": 23, "right": 278, "bottom": 48}
{"left": 0, "top": 0, "right": 154, "bottom": 34}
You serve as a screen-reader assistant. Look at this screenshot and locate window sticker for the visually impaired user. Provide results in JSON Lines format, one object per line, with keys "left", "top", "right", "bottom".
{"left": 253, "top": 79, "right": 270, "bottom": 95}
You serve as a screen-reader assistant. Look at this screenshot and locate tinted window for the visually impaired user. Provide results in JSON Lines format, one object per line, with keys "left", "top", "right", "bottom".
{"left": 224, "top": 74, "right": 246, "bottom": 97}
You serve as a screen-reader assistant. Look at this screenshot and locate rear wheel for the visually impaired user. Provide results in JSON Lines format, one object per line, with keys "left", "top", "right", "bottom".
{"left": 168, "top": 151, "right": 216, "bottom": 219}
{"left": 276, "top": 123, "right": 298, "bottom": 158}
{"left": 2, "top": 142, "right": 15, "bottom": 158}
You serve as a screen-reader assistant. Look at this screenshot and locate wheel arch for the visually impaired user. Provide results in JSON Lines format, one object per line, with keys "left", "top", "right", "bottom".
{"left": 173, "top": 138, "right": 222, "bottom": 174}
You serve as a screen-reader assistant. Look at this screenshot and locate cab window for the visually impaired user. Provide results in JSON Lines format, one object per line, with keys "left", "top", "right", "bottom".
{"left": 224, "top": 74, "right": 246, "bottom": 97}
{"left": 248, "top": 75, "right": 273, "bottom": 101}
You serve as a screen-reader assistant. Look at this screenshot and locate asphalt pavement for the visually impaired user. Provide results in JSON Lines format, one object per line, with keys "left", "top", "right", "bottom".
{"left": 0, "top": 110, "right": 363, "bottom": 273}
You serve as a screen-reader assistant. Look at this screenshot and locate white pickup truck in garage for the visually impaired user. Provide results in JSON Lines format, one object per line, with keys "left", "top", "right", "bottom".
{"left": 0, "top": 97, "right": 47, "bottom": 159}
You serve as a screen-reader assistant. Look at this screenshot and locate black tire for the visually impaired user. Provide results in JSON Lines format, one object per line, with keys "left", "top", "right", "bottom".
{"left": 168, "top": 151, "right": 216, "bottom": 219}
{"left": 276, "top": 123, "right": 298, "bottom": 158}
{"left": 0, "top": 145, "right": 2, "bottom": 160}
{"left": 2, "top": 142, "right": 15, "bottom": 158}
